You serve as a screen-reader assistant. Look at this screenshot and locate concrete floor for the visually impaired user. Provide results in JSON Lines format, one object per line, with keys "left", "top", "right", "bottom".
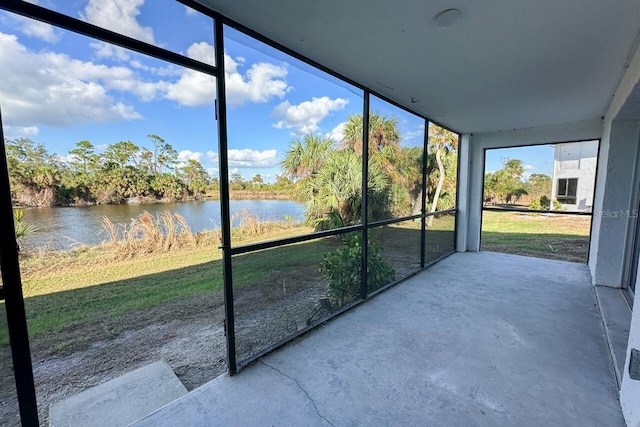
{"left": 134, "top": 252, "right": 624, "bottom": 427}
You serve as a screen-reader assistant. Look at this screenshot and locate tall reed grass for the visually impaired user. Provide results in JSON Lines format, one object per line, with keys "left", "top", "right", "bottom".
{"left": 101, "top": 210, "right": 218, "bottom": 258}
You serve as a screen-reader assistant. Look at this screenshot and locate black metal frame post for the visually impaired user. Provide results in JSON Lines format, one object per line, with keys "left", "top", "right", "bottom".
{"left": 421, "top": 119, "right": 429, "bottom": 268}
{"left": 214, "top": 21, "right": 237, "bottom": 375}
{"left": 360, "top": 92, "right": 370, "bottom": 299}
{"left": 0, "top": 110, "right": 39, "bottom": 426}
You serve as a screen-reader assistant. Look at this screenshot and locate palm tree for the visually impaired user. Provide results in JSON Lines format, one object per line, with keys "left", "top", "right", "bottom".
{"left": 341, "top": 113, "right": 400, "bottom": 155}
{"left": 281, "top": 134, "right": 333, "bottom": 181}
{"left": 282, "top": 114, "right": 407, "bottom": 229}
{"left": 427, "top": 123, "right": 458, "bottom": 225}
{"left": 14, "top": 209, "right": 36, "bottom": 241}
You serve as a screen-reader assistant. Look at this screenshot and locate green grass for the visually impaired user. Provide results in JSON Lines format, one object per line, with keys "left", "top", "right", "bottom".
{"left": 481, "top": 210, "right": 591, "bottom": 262}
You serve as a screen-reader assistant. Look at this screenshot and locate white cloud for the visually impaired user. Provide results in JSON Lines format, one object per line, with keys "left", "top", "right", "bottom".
{"left": 206, "top": 151, "right": 219, "bottom": 164}
{"left": 162, "top": 42, "right": 216, "bottom": 107}
{"left": 184, "top": 5, "right": 197, "bottom": 16}
{"left": 165, "top": 69, "right": 216, "bottom": 107}
{"left": 3, "top": 125, "right": 39, "bottom": 137}
{"left": 82, "top": 0, "right": 154, "bottom": 44}
{"left": 326, "top": 122, "right": 346, "bottom": 143}
{"left": 225, "top": 54, "right": 290, "bottom": 106}
{"left": 272, "top": 97, "right": 349, "bottom": 135}
{"left": 206, "top": 149, "right": 279, "bottom": 169}
{"left": 404, "top": 123, "right": 426, "bottom": 141}
{"left": 0, "top": 34, "right": 292, "bottom": 130}
{"left": 0, "top": 7, "right": 60, "bottom": 43}
{"left": 17, "top": 17, "right": 60, "bottom": 43}
{"left": 523, "top": 164, "right": 535, "bottom": 170}
{"left": 163, "top": 45, "right": 290, "bottom": 108}
{"left": 90, "top": 41, "right": 130, "bottom": 61}
{"left": 0, "top": 32, "right": 143, "bottom": 126}
{"left": 177, "top": 150, "right": 203, "bottom": 164}
{"left": 187, "top": 41, "right": 214, "bottom": 65}
{"left": 228, "top": 149, "right": 278, "bottom": 168}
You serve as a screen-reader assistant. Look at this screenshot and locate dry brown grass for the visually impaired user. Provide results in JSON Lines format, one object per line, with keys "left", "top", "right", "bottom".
{"left": 230, "top": 209, "right": 301, "bottom": 241}
{"left": 100, "top": 210, "right": 210, "bottom": 259}
{"left": 19, "top": 210, "right": 310, "bottom": 277}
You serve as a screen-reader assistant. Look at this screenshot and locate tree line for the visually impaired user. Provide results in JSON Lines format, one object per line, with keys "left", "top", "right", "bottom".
{"left": 6, "top": 135, "right": 212, "bottom": 207}
{"left": 484, "top": 158, "right": 555, "bottom": 209}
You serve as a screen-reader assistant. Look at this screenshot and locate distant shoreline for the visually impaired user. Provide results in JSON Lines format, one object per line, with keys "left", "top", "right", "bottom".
{"left": 13, "top": 190, "right": 293, "bottom": 208}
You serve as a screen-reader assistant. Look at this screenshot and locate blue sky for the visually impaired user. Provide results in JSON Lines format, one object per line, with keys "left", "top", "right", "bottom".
{"left": 485, "top": 145, "right": 555, "bottom": 180}
{"left": 0, "top": 0, "right": 426, "bottom": 183}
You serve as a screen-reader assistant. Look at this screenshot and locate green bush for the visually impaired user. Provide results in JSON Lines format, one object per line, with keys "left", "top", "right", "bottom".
{"left": 529, "top": 195, "right": 564, "bottom": 211}
{"left": 320, "top": 233, "right": 395, "bottom": 307}
{"left": 528, "top": 199, "right": 542, "bottom": 210}
{"left": 539, "top": 195, "right": 550, "bottom": 209}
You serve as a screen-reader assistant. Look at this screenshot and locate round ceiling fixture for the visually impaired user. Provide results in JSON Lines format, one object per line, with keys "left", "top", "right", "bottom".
{"left": 435, "top": 8, "right": 462, "bottom": 29}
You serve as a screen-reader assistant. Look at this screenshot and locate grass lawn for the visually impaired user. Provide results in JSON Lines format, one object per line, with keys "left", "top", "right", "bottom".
{"left": 481, "top": 210, "right": 591, "bottom": 262}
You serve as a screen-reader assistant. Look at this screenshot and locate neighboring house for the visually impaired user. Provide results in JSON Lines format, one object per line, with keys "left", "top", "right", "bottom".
{"left": 550, "top": 140, "right": 598, "bottom": 211}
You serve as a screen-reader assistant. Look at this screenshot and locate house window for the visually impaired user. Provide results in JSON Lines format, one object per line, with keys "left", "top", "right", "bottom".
{"left": 557, "top": 178, "right": 578, "bottom": 204}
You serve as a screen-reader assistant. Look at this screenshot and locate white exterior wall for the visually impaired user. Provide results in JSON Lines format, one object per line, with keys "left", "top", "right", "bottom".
{"left": 551, "top": 141, "right": 598, "bottom": 211}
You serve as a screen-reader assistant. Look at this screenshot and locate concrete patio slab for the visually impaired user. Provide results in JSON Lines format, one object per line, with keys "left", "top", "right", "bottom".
{"left": 134, "top": 252, "right": 624, "bottom": 426}
{"left": 49, "top": 360, "right": 186, "bottom": 427}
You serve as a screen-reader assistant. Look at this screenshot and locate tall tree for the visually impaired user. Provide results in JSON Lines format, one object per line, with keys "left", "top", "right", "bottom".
{"left": 69, "top": 140, "right": 98, "bottom": 174}
{"left": 103, "top": 141, "right": 140, "bottom": 169}
{"left": 148, "top": 134, "right": 177, "bottom": 174}
{"left": 427, "top": 123, "right": 458, "bottom": 225}
{"left": 6, "top": 138, "right": 63, "bottom": 206}
{"left": 180, "top": 159, "right": 209, "bottom": 198}
{"left": 282, "top": 114, "right": 404, "bottom": 229}
{"left": 281, "top": 134, "right": 333, "bottom": 181}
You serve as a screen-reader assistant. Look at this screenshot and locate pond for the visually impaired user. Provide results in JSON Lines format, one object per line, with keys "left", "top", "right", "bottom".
{"left": 19, "top": 199, "right": 306, "bottom": 251}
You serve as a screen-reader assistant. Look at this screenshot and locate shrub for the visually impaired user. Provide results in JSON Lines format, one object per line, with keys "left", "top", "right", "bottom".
{"left": 320, "top": 233, "right": 395, "bottom": 307}
{"left": 539, "top": 195, "right": 550, "bottom": 209}
{"left": 528, "top": 199, "right": 542, "bottom": 211}
{"left": 529, "top": 195, "right": 563, "bottom": 211}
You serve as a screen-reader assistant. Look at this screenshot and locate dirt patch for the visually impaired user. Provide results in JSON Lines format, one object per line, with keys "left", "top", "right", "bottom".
{"left": 483, "top": 238, "right": 589, "bottom": 263}
{"left": 2, "top": 264, "right": 343, "bottom": 425}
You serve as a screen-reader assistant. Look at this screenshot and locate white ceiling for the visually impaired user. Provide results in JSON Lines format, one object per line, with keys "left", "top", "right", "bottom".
{"left": 198, "top": 0, "right": 640, "bottom": 134}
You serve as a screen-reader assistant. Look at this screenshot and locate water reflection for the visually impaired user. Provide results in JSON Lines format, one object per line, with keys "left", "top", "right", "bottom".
{"left": 20, "top": 200, "right": 305, "bottom": 250}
